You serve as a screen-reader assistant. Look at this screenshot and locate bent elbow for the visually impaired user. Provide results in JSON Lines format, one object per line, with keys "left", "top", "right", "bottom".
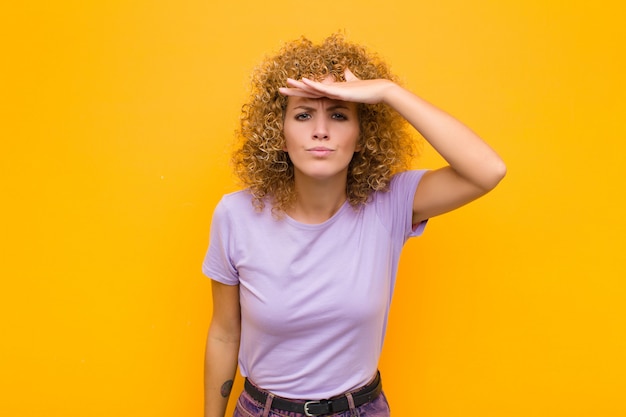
{"left": 493, "top": 159, "right": 507, "bottom": 183}
{"left": 483, "top": 159, "right": 507, "bottom": 191}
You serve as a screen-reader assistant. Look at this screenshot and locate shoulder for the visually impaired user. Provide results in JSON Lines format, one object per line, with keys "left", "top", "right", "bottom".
{"left": 368, "top": 170, "right": 429, "bottom": 214}
{"left": 388, "top": 170, "right": 429, "bottom": 190}
{"left": 219, "top": 189, "right": 254, "bottom": 206}
{"left": 374, "top": 170, "right": 429, "bottom": 216}
{"left": 213, "top": 189, "right": 279, "bottom": 231}
{"left": 370, "top": 170, "right": 428, "bottom": 203}
{"left": 211, "top": 189, "right": 256, "bottom": 225}
{"left": 214, "top": 189, "right": 256, "bottom": 214}
{"left": 366, "top": 170, "right": 430, "bottom": 239}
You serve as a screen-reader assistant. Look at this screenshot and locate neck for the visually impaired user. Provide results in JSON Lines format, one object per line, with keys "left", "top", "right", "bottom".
{"left": 287, "top": 174, "right": 348, "bottom": 224}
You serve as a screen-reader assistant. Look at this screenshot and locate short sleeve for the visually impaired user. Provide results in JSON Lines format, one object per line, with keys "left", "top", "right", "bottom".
{"left": 376, "top": 170, "right": 429, "bottom": 242}
{"left": 201, "top": 199, "right": 240, "bottom": 285}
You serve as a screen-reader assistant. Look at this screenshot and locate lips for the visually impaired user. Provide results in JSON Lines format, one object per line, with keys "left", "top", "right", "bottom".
{"left": 307, "top": 147, "right": 334, "bottom": 157}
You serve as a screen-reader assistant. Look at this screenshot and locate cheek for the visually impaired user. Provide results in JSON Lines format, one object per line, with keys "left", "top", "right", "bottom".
{"left": 352, "top": 128, "right": 362, "bottom": 152}
{"left": 346, "top": 117, "right": 360, "bottom": 150}
{"left": 282, "top": 118, "right": 308, "bottom": 152}
{"left": 282, "top": 130, "right": 294, "bottom": 152}
{"left": 282, "top": 123, "right": 294, "bottom": 151}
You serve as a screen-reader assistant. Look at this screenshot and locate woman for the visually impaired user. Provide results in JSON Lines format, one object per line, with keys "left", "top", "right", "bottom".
{"left": 203, "top": 34, "right": 506, "bottom": 417}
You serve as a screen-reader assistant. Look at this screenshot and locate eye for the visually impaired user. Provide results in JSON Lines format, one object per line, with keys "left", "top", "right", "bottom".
{"left": 295, "top": 112, "right": 311, "bottom": 121}
{"left": 331, "top": 113, "right": 348, "bottom": 120}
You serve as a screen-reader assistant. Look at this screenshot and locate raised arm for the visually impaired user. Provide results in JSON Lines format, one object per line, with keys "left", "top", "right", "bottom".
{"left": 204, "top": 280, "right": 241, "bottom": 417}
{"left": 280, "top": 69, "right": 506, "bottom": 223}
{"left": 381, "top": 84, "right": 506, "bottom": 223}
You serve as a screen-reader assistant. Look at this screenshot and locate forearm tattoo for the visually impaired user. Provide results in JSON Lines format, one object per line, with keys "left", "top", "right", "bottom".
{"left": 220, "top": 379, "right": 234, "bottom": 398}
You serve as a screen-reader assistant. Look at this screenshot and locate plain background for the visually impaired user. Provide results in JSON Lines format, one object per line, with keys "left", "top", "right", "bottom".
{"left": 2, "top": 1, "right": 625, "bottom": 416}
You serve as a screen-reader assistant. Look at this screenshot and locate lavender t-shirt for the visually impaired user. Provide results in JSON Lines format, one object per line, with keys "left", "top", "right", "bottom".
{"left": 203, "top": 170, "right": 427, "bottom": 399}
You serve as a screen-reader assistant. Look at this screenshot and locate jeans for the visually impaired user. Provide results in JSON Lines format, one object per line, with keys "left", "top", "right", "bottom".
{"left": 232, "top": 388, "right": 391, "bottom": 417}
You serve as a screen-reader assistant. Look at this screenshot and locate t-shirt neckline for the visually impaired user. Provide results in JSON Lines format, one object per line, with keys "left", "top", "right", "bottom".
{"left": 282, "top": 200, "right": 351, "bottom": 230}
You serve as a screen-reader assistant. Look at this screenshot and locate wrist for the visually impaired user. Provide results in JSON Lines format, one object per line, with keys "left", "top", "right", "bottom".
{"left": 380, "top": 81, "right": 406, "bottom": 106}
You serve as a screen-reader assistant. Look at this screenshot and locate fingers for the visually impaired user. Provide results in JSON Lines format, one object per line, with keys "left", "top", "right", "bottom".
{"left": 278, "top": 71, "right": 363, "bottom": 101}
{"left": 285, "top": 78, "right": 311, "bottom": 89}
{"left": 299, "top": 78, "right": 334, "bottom": 94}
{"left": 278, "top": 71, "right": 388, "bottom": 104}
{"left": 278, "top": 87, "right": 324, "bottom": 98}
{"left": 278, "top": 78, "right": 329, "bottom": 98}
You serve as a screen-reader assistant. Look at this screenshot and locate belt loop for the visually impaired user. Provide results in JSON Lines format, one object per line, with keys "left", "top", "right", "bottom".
{"left": 261, "top": 392, "right": 274, "bottom": 417}
{"left": 346, "top": 392, "right": 359, "bottom": 417}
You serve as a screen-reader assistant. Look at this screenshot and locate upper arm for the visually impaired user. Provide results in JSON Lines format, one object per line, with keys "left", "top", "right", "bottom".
{"left": 208, "top": 280, "right": 241, "bottom": 342}
{"left": 412, "top": 166, "right": 498, "bottom": 224}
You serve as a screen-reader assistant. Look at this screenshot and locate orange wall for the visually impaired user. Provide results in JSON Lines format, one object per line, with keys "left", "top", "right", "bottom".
{"left": 2, "top": 1, "right": 625, "bottom": 416}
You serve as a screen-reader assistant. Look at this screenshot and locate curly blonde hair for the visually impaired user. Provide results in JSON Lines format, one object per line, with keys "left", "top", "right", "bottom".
{"left": 232, "top": 33, "right": 417, "bottom": 215}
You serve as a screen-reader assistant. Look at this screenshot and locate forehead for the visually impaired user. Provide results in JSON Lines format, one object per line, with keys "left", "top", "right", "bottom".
{"left": 286, "top": 96, "right": 358, "bottom": 111}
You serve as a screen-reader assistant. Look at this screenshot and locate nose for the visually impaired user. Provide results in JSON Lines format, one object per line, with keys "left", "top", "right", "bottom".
{"left": 312, "top": 118, "right": 329, "bottom": 140}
